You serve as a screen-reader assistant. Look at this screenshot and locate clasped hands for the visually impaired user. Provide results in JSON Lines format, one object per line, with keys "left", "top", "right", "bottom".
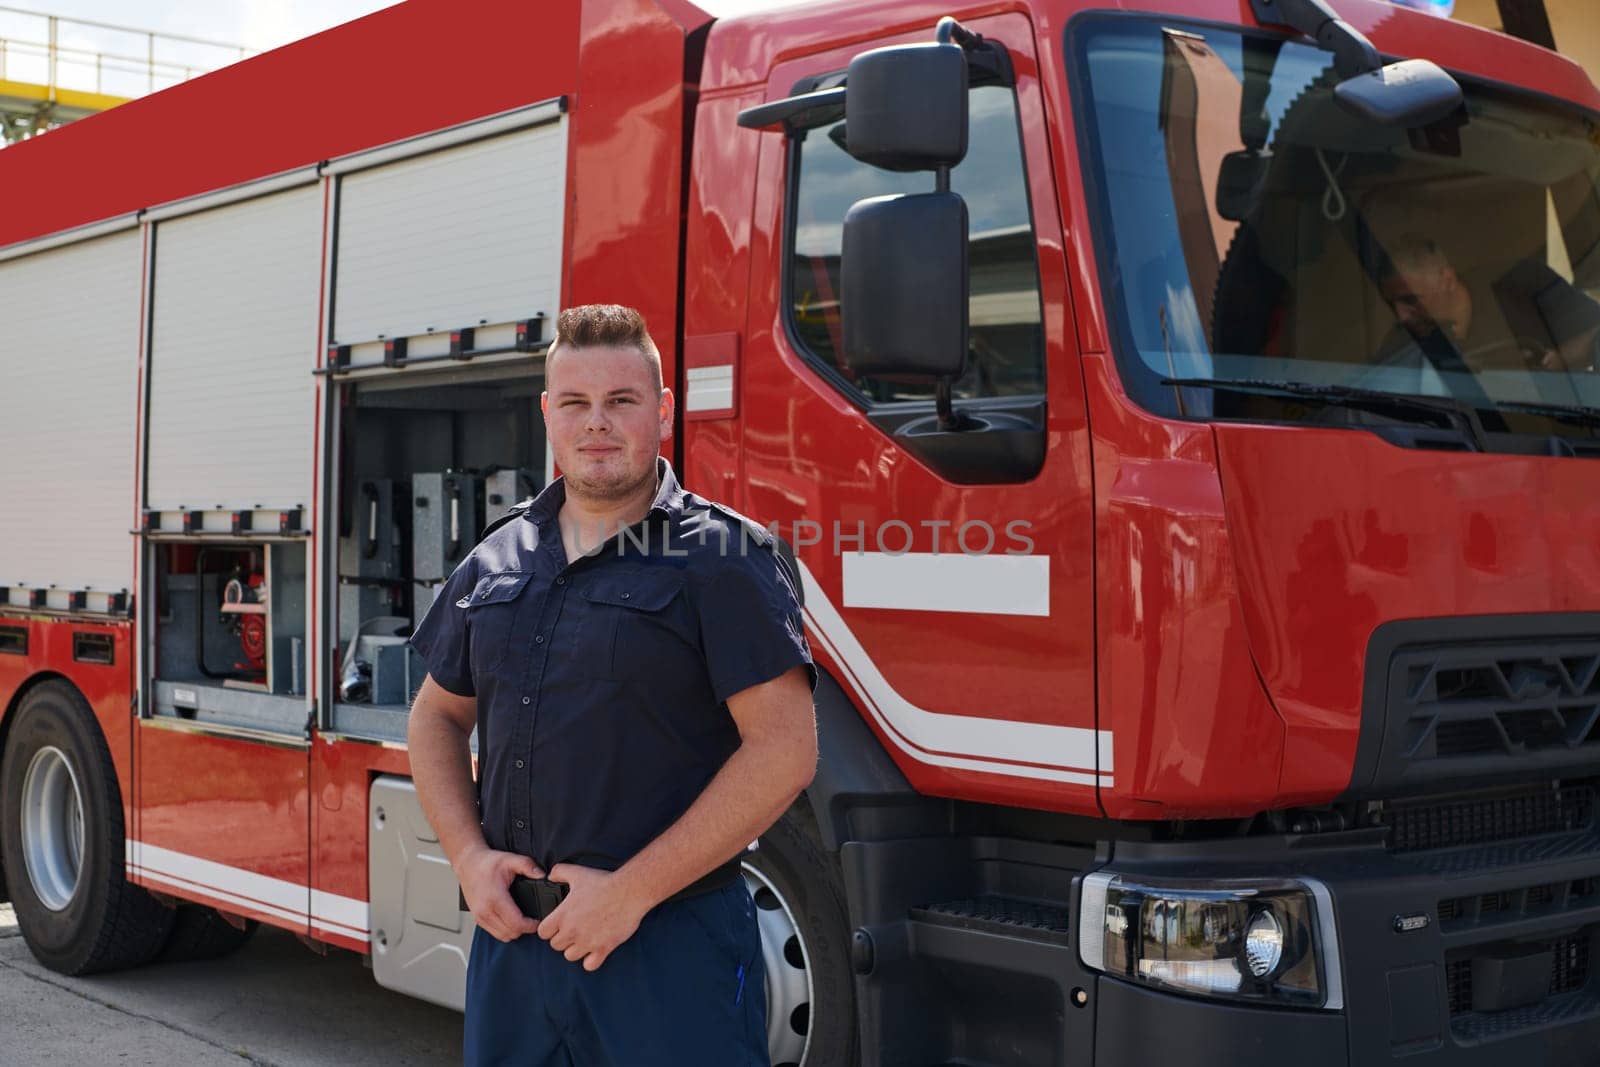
{"left": 457, "top": 846, "right": 651, "bottom": 971}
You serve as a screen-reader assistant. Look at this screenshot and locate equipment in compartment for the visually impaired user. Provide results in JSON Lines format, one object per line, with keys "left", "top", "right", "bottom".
{"left": 218, "top": 572, "right": 268, "bottom": 674}
{"left": 486, "top": 467, "right": 540, "bottom": 526}
{"left": 154, "top": 543, "right": 307, "bottom": 699}
{"left": 195, "top": 547, "right": 267, "bottom": 685}
{"left": 412, "top": 471, "right": 481, "bottom": 582}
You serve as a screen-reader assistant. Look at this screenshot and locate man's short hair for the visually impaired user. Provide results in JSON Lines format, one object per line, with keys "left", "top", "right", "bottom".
{"left": 1378, "top": 234, "right": 1452, "bottom": 284}
{"left": 547, "top": 304, "right": 663, "bottom": 393}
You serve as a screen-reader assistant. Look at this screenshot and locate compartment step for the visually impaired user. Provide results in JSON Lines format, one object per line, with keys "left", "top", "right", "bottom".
{"left": 910, "top": 894, "right": 1071, "bottom": 945}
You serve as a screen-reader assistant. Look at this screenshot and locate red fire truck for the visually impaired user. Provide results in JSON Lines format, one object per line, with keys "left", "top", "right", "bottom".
{"left": 2, "top": 0, "right": 1599, "bottom": 1061}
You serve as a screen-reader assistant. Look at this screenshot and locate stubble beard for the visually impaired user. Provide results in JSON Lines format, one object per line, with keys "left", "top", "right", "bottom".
{"left": 563, "top": 449, "right": 657, "bottom": 506}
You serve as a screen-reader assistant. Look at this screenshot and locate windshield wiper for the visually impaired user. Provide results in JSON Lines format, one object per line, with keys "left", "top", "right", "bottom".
{"left": 1159, "top": 377, "right": 1488, "bottom": 451}
{"left": 1491, "top": 398, "right": 1600, "bottom": 431}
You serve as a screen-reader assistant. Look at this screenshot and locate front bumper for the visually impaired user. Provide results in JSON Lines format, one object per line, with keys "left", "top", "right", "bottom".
{"left": 1087, "top": 823, "right": 1600, "bottom": 1065}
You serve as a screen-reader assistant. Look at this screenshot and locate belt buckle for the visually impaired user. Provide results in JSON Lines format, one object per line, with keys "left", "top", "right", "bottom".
{"left": 532, "top": 878, "right": 568, "bottom": 919}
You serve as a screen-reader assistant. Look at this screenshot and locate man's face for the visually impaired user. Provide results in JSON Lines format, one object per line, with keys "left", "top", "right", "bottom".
{"left": 540, "top": 345, "right": 673, "bottom": 502}
{"left": 1382, "top": 263, "right": 1461, "bottom": 341}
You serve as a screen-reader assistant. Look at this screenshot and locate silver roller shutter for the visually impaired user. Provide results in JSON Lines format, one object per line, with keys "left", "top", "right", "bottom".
{"left": 0, "top": 230, "right": 142, "bottom": 597}
{"left": 332, "top": 121, "right": 566, "bottom": 345}
{"left": 146, "top": 184, "right": 323, "bottom": 512}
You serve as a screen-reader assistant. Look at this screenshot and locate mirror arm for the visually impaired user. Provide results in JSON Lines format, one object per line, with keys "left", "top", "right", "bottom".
{"left": 1248, "top": 0, "right": 1381, "bottom": 79}
{"left": 736, "top": 86, "right": 847, "bottom": 132}
{"left": 935, "top": 15, "right": 1015, "bottom": 87}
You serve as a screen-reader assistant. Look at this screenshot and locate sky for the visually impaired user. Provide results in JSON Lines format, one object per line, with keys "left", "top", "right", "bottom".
{"left": 5, "top": 1, "right": 398, "bottom": 51}
{"left": 0, "top": 2, "right": 400, "bottom": 98}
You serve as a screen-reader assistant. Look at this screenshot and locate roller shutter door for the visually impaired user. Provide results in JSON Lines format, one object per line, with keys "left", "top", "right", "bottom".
{"left": 0, "top": 230, "right": 142, "bottom": 597}
{"left": 146, "top": 184, "right": 323, "bottom": 512}
{"left": 332, "top": 121, "right": 566, "bottom": 345}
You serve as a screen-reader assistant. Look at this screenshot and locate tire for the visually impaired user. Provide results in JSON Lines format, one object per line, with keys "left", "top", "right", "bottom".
{"left": 743, "top": 801, "right": 858, "bottom": 1067}
{"left": 0, "top": 680, "right": 174, "bottom": 974}
{"left": 157, "top": 903, "right": 258, "bottom": 963}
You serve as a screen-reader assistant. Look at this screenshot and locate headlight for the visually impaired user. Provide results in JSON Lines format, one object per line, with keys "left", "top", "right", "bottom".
{"left": 1078, "top": 873, "right": 1342, "bottom": 1009}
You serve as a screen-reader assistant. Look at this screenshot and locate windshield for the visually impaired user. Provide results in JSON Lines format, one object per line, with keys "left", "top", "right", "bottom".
{"left": 1073, "top": 17, "right": 1600, "bottom": 444}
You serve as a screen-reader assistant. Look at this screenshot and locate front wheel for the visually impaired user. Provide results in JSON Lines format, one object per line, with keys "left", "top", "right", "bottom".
{"left": 743, "top": 802, "right": 858, "bottom": 1067}
{"left": 0, "top": 680, "right": 173, "bottom": 974}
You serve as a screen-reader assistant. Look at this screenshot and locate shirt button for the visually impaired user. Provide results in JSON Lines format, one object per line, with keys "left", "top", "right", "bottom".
{"left": 522, "top": 696, "right": 531, "bottom": 705}
{"left": 555, "top": 576, "right": 566, "bottom": 586}
{"left": 515, "top": 819, "right": 525, "bottom": 829}
{"left": 621, "top": 591, "right": 631, "bottom": 600}
{"left": 515, "top": 759, "right": 525, "bottom": 769}
{"left": 535, "top": 634, "right": 545, "bottom": 644}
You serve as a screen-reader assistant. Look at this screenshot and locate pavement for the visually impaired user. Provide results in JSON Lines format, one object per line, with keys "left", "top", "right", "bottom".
{"left": 0, "top": 902, "right": 465, "bottom": 1065}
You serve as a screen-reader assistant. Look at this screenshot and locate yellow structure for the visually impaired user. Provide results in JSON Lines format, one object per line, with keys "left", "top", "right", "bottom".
{"left": 1454, "top": 0, "right": 1600, "bottom": 83}
{"left": 0, "top": 6, "right": 251, "bottom": 143}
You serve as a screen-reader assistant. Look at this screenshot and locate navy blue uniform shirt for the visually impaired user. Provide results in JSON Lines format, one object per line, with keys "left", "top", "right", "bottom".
{"left": 408, "top": 457, "right": 817, "bottom": 873}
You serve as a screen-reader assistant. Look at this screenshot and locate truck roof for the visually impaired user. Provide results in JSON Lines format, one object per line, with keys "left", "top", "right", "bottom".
{"left": 699, "top": 0, "right": 1599, "bottom": 106}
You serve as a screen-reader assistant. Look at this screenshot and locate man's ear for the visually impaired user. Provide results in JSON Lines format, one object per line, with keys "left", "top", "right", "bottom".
{"left": 658, "top": 386, "right": 675, "bottom": 440}
{"left": 540, "top": 390, "right": 549, "bottom": 417}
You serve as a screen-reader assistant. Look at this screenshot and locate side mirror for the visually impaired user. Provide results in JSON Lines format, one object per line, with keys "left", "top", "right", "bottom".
{"left": 841, "top": 191, "right": 970, "bottom": 383}
{"left": 1248, "top": 0, "right": 1464, "bottom": 128}
{"left": 1334, "top": 59, "right": 1463, "bottom": 127}
{"left": 844, "top": 42, "right": 968, "bottom": 171}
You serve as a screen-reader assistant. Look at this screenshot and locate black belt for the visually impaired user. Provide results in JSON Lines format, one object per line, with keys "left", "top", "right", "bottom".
{"left": 458, "top": 854, "right": 745, "bottom": 920}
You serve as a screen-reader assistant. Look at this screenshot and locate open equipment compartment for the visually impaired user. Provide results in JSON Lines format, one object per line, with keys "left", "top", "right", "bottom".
{"left": 146, "top": 538, "right": 309, "bottom": 735}
{"left": 330, "top": 361, "right": 545, "bottom": 739}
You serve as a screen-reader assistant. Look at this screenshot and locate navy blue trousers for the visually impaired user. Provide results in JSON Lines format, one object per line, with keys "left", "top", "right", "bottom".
{"left": 463, "top": 879, "right": 769, "bottom": 1066}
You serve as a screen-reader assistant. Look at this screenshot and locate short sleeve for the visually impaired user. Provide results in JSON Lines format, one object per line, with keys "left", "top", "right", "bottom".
{"left": 697, "top": 548, "right": 818, "bottom": 706}
{"left": 408, "top": 557, "right": 479, "bottom": 697}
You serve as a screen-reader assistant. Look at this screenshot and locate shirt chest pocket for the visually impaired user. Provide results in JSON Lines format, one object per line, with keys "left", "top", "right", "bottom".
{"left": 458, "top": 570, "right": 533, "bottom": 675}
{"left": 572, "top": 570, "right": 691, "bottom": 681}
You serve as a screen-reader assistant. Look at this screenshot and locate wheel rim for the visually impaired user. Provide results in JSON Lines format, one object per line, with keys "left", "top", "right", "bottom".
{"left": 20, "top": 745, "right": 86, "bottom": 912}
{"left": 742, "top": 862, "right": 814, "bottom": 1067}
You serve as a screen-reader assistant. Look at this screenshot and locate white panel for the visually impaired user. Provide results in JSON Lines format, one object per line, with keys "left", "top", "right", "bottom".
{"left": 0, "top": 232, "right": 141, "bottom": 593}
{"left": 798, "top": 559, "right": 1110, "bottom": 782}
{"left": 841, "top": 550, "right": 1051, "bottom": 617}
{"left": 334, "top": 121, "right": 567, "bottom": 345}
{"left": 147, "top": 185, "right": 323, "bottom": 512}
{"left": 686, "top": 364, "right": 735, "bottom": 411}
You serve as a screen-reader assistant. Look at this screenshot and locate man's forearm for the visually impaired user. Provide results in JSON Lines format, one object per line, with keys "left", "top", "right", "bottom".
{"left": 407, "top": 708, "right": 490, "bottom": 868}
{"left": 618, "top": 735, "right": 812, "bottom": 908}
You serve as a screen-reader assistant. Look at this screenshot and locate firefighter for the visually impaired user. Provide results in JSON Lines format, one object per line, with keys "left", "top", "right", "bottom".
{"left": 405, "top": 303, "right": 817, "bottom": 1065}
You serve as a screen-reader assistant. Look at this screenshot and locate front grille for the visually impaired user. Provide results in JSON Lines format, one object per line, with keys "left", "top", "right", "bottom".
{"left": 1554, "top": 937, "right": 1590, "bottom": 995}
{"left": 1439, "top": 881, "right": 1600, "bottom": 929}
{"left": 1358, "top": 620, "right": 1600, "bottom": 794}
{"left": 1381, "top": 783, "right": 1597, "bottom": 853}
{"left": 1446, "top": 957, "right": 1474, "bottom": 1015}
{"left": 1446, "top": 933, "right": 1591, "bottom": 1016}
{"left": 1413, "top": 656, "right": 1600, "bottom": 762}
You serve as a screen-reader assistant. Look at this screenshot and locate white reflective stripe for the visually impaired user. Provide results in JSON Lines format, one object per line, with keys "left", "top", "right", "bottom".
{"left": 311, "top": 919, "right": 372, "bottom": 943}
{"left": 128, "top": 841, "right": 370, "bottom": 933}
{"left": 310, "top": 889, "right": 370, "bottom": 933}
{"left": 841, "top": 551, "right": 1050, "bottom": 617}
{"left": 131, "top": 865, "right": 306, "bottom": 927}
{"left": 685, "top": 364, "right": 734, "bottom": 412}
{"left": 797, "top": 559, "right": 1111, "bottom": 779}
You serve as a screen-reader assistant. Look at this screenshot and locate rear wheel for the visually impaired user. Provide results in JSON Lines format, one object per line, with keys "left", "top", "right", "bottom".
{"left": 0, "top": 680, "right": 173, "bottom": 974}
{"left": 743, "top": 802, "right": 858, "bottom": 1067}
{"left": 158, "top": 903, "right": 259, "bottom": 963}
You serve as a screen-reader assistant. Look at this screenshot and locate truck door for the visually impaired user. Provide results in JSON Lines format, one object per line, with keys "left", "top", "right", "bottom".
{"left": 738, "top": 15, "right": 1104, "bottom": 810}
{"left": 131, "top": 181, "right": 323, "bottom": 935}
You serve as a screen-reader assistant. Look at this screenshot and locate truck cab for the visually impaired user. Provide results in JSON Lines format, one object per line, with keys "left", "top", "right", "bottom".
{"left": 1, "top": 0, "right": 1598, "bottom": 1063}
